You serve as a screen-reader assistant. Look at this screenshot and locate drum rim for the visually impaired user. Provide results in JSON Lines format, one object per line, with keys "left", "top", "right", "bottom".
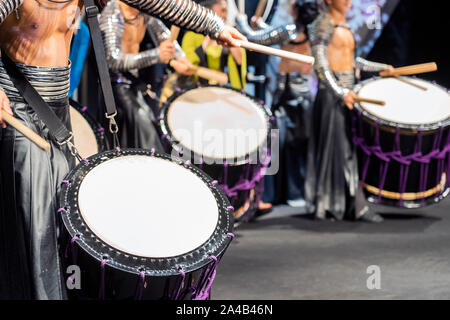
{"left": 354, "top": 77, "right": 450, "bottom": 131}
{"left": 69, "top": 98, "right": 108, "bottom": 153}
{"left": 59, "top": 149, "right": 234, "bottom": 277}
{"left": 159, "top": 85, "right": 275, "bottom": 166}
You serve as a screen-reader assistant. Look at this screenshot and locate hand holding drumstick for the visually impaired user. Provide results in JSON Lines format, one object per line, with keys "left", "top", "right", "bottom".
{"left": 1, "top": 90, "right": 51, "bottom": 151}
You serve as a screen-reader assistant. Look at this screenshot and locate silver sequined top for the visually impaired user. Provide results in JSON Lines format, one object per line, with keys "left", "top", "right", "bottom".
{"left": 235, "top": 14, "right": 298, "bottom": 46}
{"left": 99, "top": 0, "right": 185, "bottom": 73}
{"left": 309, "top": 13, "right": 387, "bottom": 98}
{"left": 120, "top": 0, "right": 225, "bottom": 39}
{"left": 0, "top": 57, "right": 70, "bottom": 102}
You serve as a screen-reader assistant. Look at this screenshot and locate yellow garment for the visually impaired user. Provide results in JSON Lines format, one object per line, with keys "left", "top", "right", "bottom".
{"left": 181, "top": 31, "right": 246, "bottom": 90}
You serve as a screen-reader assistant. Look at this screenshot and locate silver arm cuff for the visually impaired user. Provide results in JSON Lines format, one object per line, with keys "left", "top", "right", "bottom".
{"left": 99, "top": 1, "right": 161, "bottom": 72}
{"left": 121, "top": 0, "right": 226, "bottom": 39}
{"left": 147, "top": 17, "right": 186, "bottom": 59}
{"left": 355, "top": 57, "right": 388, "bottom": 72}
{"left": 309, "top": 13, "right": 347, "bottom": 98}
{"left": 235, "top": 14, "right": 297, "bottom": 46}
{"left": 0, "top": 0, "right": 23, "bottom": 24}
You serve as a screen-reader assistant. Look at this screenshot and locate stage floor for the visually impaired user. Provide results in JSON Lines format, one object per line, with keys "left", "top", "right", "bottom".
{"left": 214, "top": 197, "right": 450, "bottom": 299}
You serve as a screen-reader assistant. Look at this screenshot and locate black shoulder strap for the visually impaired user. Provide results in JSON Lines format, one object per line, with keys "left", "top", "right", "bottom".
{"left": 83, "top": 0, "right": 118, "bottom": 121}
{"left": 1, "top": 50, "right": 73, "bottom": 146}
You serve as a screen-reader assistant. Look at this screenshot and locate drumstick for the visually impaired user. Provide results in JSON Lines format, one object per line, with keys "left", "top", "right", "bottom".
{"left": 238, "top": 0, "right": 245, "bottom": 14}
{"left": 355, "top": 96, "right": 386, "bottom": 106}
{"left": 392, "top": 62, "right": 437, "bottom": 76}
{"left": 394, "top": 77, "right": 428, "bottom": 91}
{"left": 1, "top": 110, "right": 51, "bottom": 151}
{"left": 254, "top": 0, "right": 267, "bottom": 18}
{"left": 237, "top": 41, "right": 315, "bottom": 65}
{"left": 169, "top": 25, "right": 180, "bottom": 42}
{"left": 169, "top": 60, "right": 229, "bottom": 85}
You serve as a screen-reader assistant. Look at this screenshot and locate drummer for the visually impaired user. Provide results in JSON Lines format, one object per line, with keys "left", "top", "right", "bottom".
{"left": 180, "top": 0, "right": 247, "bottom": 90}
{"left": 305, "top": 0, "right": 395, "bottom": 223}
{"left": 99, "top": 0, "right": 196, "bottom": 150}
{"left": 0, "top": 0, "right": 245, "bottom": 300}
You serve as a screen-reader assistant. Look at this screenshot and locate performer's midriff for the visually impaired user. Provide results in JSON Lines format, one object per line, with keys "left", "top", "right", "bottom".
{"left": 278, "top": 32, "right": 312, "bottom": 75}
{"left": 0, "top": 1, "right": 83, "bottom": 66}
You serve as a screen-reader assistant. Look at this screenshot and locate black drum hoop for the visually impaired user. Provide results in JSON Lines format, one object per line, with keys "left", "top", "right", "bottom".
{"left": 159, "top": 84, "right": 275, "bottom": 166}
{"left": 354, "top": 77, "right": 450, "bottom": 133}
{"left": 59, "top": 149, "right": 234, "bottom": 277}
{"left": 69, "top": 98, "right": 109, "bottom": 152}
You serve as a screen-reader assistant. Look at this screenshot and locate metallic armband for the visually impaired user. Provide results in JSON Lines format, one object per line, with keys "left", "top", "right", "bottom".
{"left": 99, "top": 1, "right": 161, "bottom": 72}
{"left": 355, "top": 57, "right": 387, "bottom": 73}
{"left": 309, "top": 13, "right": 348, "bottom": 98}
{"left": 121, "top": 0, "right": 225, "bottom": 39}
{"left": 235, "top": 14, "right": 297, "bottom": 46}
{"left": 0, "top": 0, "right": 23, "bottom": 24}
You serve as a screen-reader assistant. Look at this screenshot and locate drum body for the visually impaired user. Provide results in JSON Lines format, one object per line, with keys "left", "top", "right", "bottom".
{"left": 159, "top": 86, "right": 274, "bottom": 221}
{"left": 353, "top": 77, "right": 450, "bottom": 208}
{"left": 59, "top": 149, "right": 234, "bottom": 300}
{"left": 69, "top": 99, "right": 107, "bottom": 159}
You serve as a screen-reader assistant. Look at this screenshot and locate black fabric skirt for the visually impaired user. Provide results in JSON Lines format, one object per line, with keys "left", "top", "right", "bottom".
{"left": 111, "top": 75, "right": 164, "bottom": 152}
{"left": 0, "top": 98, "right": 75, "bottom": 299}
{"left": 304, "top": 85, "right": 363, "bottom": 220}
{"left": 263, "top": 74, "right": 313, "bottom": 204}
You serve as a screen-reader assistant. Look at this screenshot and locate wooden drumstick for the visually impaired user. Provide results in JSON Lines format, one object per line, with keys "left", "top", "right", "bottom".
{"left": 238, "top": 0, "right": 245, "bottom": 14}
{"left": 1, "top": 110, "right": 51, "bottom": 151}
{"left": 237, "top": 41, "right": 315, "bottom": 65}
{"left": 394, "top": 77, "right": 428, "bottom": 91}
{"left": 254, "top": 0, "right": 267, "bottom": 18}
{"left": 355, "top": 96, "right": 386, "bottom": 106}
{"left": 392, "top": 62, "right": 437, "bottom": 76}
{"left": 169, "top": 26, "right": 180, "bottom": 42}
{"left": 169, "top": 60, "right": 229, "bottom": 85}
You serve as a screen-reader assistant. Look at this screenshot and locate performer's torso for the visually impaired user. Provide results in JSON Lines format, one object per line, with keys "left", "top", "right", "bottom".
{"left": 0, "top": 0, "right": 84, "bottom": 66}
{"left": 279, "top": 32, "right": 312, "bottom": 75}
{"left": 328, "top": 23, "right": 355, "bottom": 72}
{"left": 118, "top": 1, "right": 147, "bottom": 54}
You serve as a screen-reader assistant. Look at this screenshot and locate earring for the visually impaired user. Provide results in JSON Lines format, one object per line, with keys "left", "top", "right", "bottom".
{"left": 15, "top": 9, "right": 19, "bottom": 20}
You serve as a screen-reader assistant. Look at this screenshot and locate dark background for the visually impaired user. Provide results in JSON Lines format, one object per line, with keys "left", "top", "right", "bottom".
{"left": 368, "top": 0, "right": 450, "bottom": 88}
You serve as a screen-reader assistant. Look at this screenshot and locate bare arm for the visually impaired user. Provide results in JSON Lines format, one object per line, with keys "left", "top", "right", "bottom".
{"left": 99, "top": 1, "right": 162, "bottom": 72}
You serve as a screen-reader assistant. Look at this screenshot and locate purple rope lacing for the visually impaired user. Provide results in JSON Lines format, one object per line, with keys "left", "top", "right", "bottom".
{"left": 170, "top": 268, "right": 186, "bottom": 300}
{"left": 98, "top": 258, "right": 107, "bottom": 300}
{"left": 134, "top": 270, "right": 146, "bottom": 300}
{"left": 219, "top": 151, "right": 271, "bottom": 198}
{"left": 81, "top": 106, "right": 88, "bottom": 112}
{"left": 98, "top": 127, "right": 105, "bottom": 133}
{"left": 191, "top": 233, "right": 235, "bottom": 300}
{"left": 352, "top": 112, "right": 450, "bottom": 206}
{"left": 115, "top": 146, "right": 121, "bottom": 156}
{"left": 192, "top": 256, "right": 219, "bottom": 300}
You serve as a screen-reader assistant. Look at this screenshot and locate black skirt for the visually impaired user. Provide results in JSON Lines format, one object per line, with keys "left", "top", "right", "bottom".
{"left": 305, "top": 85, "right": 362, "bottom": 220}
{"left": 263, "top": 74, "right": 313, "bottom": 204}
{"left": 111, "top": 74, "right": 164, "bottom": 151}
{"left": 0, "top": 98, "right": 75, "bottom": 299}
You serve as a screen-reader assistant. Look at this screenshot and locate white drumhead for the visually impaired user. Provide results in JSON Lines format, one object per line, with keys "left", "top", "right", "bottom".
{"left": 78, "top": 155, "right": 219, "bottom": 258}
{"left": 357, "top": 77, "right": 450, "bottom": 125}
{"left": 70, "top": 106, "right": 99, "bottom": 159}
{"left": 168, "top": 87, "right": 268, "bottom": 159}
